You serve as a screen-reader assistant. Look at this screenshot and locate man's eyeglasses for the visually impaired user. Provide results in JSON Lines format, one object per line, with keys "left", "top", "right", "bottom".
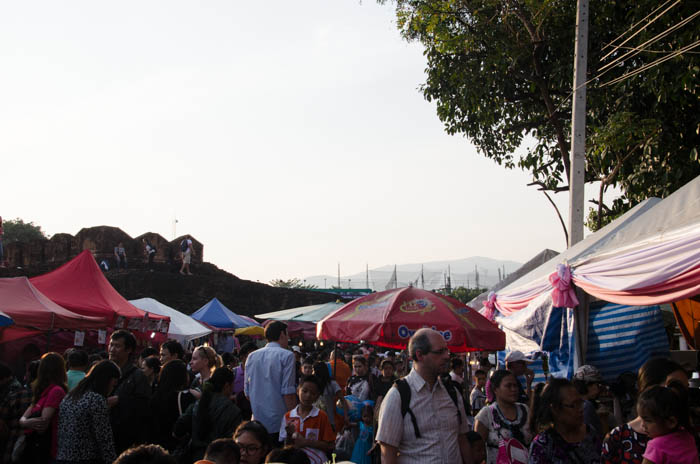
{"left": 236, "top": 443, "right": 261, "bottom": 455}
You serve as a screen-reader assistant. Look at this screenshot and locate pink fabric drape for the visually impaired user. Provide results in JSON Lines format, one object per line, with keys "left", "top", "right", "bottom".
{"left": 550, "top": 264, "right": 579, "bottom": 308}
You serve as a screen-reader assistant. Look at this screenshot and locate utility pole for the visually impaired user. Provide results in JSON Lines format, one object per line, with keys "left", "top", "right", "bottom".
{"left": 337, "top": 263, "right": 340, "bottom": 288}
{"left": 568, "top": 0, "right": 588, "bottom": 247}
{"left": 366, "top": 263, "right": 369, "bottom": 289}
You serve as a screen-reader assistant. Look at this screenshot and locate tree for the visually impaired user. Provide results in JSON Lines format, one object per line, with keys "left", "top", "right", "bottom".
{"left": 448, "top": 286, "right": 487, "bottom": 304}
{"left": 379, "top": 0, "right": 700, "bottom": 233}
{"left": 2, "top": 218, "right": 47, "bottom": 243}
{"left": 269, "top": 278, "right": 318, "bottom": 289}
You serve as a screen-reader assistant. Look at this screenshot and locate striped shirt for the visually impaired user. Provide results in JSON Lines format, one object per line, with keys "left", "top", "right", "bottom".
{"left": 376, "top": 368, "right": 468, "bottom": 464}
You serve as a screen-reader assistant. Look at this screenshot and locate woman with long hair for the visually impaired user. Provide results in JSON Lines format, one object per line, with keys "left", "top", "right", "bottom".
{"left": 174, "top": 367, "right": 241, "bottom": 460}
{"left": 189, "top": 345, "right": 222, "bottom": 399}
{"left": 234, "top": 420, "right": 270, "bottom": 464}
{"left": 55, "top": 360, "right": 121, "bottom": 464}
{"left": 528, "top": 378, "right": 602, "bottom": 463}
{"left": 18, "top": 352, "right": 67, "bottom": 463}
{"left": 148, "top": 359, "right": 193, "bottom": 452}
{"left": 474, "top": 369, "right": 531, "bottom": 464}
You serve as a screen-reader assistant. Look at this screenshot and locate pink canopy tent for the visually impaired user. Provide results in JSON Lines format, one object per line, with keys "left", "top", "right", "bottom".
{"left": 31, "top": 250, "right": 169, "bottom": 335}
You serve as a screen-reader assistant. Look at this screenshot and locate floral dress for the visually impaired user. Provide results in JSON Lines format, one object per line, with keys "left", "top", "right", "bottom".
{"left": 601, "top": 423, "right": 649, "bottom": 464}
{"left": 529, "top": 426, "right": 602, "bottom": 464}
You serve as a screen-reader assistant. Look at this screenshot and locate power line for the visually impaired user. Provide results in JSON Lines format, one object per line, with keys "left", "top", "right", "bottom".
{"left": 599, "top": 8, "right": 700, "bottom": 72}
{"left": 599, "top": 39, "right": 700, "bottom": 87}
{"left": 600, "top": 0, "right": 681, "bottom": 62}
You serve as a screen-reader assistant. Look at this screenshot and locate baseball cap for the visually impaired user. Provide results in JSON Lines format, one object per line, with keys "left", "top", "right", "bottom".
{"left": 574, "top": 365, "right": 603, "bottom": 383}
{"left": 504, "top": 351, "right": 534, "bottom": 364}
{"left": 291, "top": 346, "right": 302, "bottom": 354}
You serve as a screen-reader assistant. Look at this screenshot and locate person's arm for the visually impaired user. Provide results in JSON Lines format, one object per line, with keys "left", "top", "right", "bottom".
{"left": 380, "top": 443, "right": 400, "bottom": 464}
{"left": 474, "top": 419, "right": 489, "bottom": 443}
{"left": 91, "top": 396, "right": 117, "bottom": 463}
{"left": 281, "top": 352, "right": 297, "bottom": 411}
{"left": 283, "top": 394, "right": 296, "bottom": 411}
{"left": 458, "top": 432, "right": 473, "bottom": 464}
{"left": 19, "top": 405, "right": 47, "bottom": 432}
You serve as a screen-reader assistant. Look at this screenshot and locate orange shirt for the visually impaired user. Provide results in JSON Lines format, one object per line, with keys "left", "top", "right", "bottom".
{"left": 280, "top": 406, "right": 336, "bottom": 464}
{"left": 328, "top": 359, "right": 351, "bottom": 390}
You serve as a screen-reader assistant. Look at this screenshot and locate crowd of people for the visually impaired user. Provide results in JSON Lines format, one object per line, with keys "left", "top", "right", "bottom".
{"left": 0, "top": 324, "right": 698, "bottom": 464}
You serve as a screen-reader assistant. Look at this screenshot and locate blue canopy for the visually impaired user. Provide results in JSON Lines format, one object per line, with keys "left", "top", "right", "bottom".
{"left": 190, "top": 298, "right": 258, "bottom": 329}
{"left": 0, "top": 309, "right": 13, "bottom": 327}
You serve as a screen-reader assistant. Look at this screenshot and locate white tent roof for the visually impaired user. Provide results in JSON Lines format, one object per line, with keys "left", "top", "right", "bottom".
{"left": 130, "top": 297, "right": 212, "bottom": 343}
{"left": 496, "top": 173, "right": 700, "bottom": 304}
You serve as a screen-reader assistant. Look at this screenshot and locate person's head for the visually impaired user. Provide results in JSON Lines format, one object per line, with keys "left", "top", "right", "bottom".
{"left": 264, "top": 446, "right": 310, "bottom": 464}
{"left": 113, "top": 444, "right": 176, "bottom": 464}
{"left": 408, "top": 328, "right": 450, "bottom": 377}
{"left": 572, "top": 364, "right": 604, "bottom": 400}
{"left": 191, "top": 345, "right": 222, "bottom": 376}
{"left": 352, "top": 355, "right": 369, "bottom": 377}
{"left": 69, "top": 360, "right": 121, "bottom": 400}
{"left": 531, "top": 378, "right": 583, "bottom": 435}
{"left": 297, "top": 375, "right": 322, "bottom": 408}
{"left": 292, "top": 346, "right": 302, "bottom": 361}
{"left": 32, "top": 352, "right": 67, "bottom": 403}
{"left": 451, "top": 357, "right": 465, "bottom": 375}
{"left": 264, "top": 321, "right": 288, "bottom": 348}
{"left": 142, "top": 356, "right": 161, "bottom": 381}
{"left": 361, "top": 404, "right": 374, "bottom": 425}
{"left": 156, "top": 359, "right": 189, "bottom": 394}
{"left": 311, "top": 361, "right": 330, "bottom": 391}
{"left": 505, "top": 351, "right": 532, "bottom": 377}
{"left": 343, "top": 351, "right": 353, "bottom": 365}
{"left": 197, "top": 367, "right": 235, "bottom": 439}
{"left": 488, "top": 369, "right": 519, "bottom": 405}
{"left": 638, "top": 357, "right": 677, "bottom": 393}
{"left": 160, "top": 340, "right": 184, "bottom": 364}
{"left": 239, "top": 342, "right": 257, "bottom": 366}
{"left": 234, "top": 420, "right": 270, "bottom": 464}
{"left": 465, "top": 430, "right": 486, "bottom": 464}
{"left": 474, "top": 369, "right": 487, "bottom": 388}
{"left": 67, "top": 349, "right": 89, "bottom": 372}
{"left": 204, "top": 438, "right": 240, "bottom": 464}
{"left": 637, "top": 381, "right": 690, "bottom": 438}
{"left": 117, "top": 242, "right": 123, "bottom": 248}
{"left": 301, "top": 357, "right": 314, "bottom": 376}
{"left": 109, "top": 330, "right": 137, "bottom": 366}
{"left": 380, "top": 359, "right": 395, "bottom": 378}
{"left": 664, "top": 361, "right": 689, "bottom": 388}
{"left": 139, "top": 347, "right": 158, "bottom": 368}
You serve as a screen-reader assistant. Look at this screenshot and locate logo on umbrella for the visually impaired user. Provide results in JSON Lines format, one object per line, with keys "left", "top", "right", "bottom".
{"left": 341, "top": 292, "right": 393, "bottom": 321}
{"left": 399, "top": 298, "right": 435, "bottom": 315}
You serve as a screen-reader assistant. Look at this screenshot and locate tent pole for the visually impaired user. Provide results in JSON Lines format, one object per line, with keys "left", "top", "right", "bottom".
{"left": 573, "top": 288, "right": 589, "bottom": 370}
{"left": 333, "top": 342, "right": 338, "bottom": 379}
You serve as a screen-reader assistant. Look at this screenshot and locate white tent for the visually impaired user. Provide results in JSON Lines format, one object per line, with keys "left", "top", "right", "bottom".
{"left": 130, "top": 297, "right": 212, "bottom": 343}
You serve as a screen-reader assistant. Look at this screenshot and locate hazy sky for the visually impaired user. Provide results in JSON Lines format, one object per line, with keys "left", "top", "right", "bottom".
{"left": 1, "top": 1, "right": 607, "bottom": 283}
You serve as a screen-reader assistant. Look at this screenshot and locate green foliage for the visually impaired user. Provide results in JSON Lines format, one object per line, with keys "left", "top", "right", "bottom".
{"left": 269, "top": 278, "right": 318, "bottom": 289}
{"left": 448, "top": 286, "right": 487, "bottom": 304}
{"left": 379, "top": 0, "right": 700, "bottom": 230}
{"left": 2, "top": 218, "right": 47, "bottom": 243}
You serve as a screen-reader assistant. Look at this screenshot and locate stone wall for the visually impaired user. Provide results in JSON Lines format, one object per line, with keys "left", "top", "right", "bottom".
{"left": 3, "top": 225, "right": 204, "bottom": 270}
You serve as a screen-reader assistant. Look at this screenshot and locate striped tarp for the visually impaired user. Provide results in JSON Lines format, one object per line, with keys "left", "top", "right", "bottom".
{"left": 585, "top": 302, "right": 669, "bottom": 382}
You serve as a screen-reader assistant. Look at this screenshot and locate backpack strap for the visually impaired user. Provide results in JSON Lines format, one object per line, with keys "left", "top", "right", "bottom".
{"left": 394, "top": 378, "right": 421, "bottom": 438}
{"left": 441, "top": 377, "right": 463, "bottom": 426}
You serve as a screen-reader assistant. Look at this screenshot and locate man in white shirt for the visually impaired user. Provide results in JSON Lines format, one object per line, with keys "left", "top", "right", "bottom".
{"left": 376, "top": 328, "right": 472, "bottom": 464}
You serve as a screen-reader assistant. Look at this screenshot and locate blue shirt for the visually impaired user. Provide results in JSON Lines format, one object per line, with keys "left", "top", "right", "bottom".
{"left": 66, "top": 369, "right": 86, "bottom": 391}
{"left": 244, "top": 342, "right": 296, "bottom": 434}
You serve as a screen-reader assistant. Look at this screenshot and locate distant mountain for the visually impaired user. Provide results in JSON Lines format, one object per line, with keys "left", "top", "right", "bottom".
{"left": 304, "top": 256, "right": 522, "bottom": 291}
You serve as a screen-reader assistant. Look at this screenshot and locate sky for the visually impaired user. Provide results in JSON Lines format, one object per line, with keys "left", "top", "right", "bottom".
{"left": 0, "top": 1, "right": 611, "bottom": 283}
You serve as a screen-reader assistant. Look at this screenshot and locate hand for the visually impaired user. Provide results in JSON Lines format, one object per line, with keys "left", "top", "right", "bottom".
{"left": 23, "top": 417, "right": 48, "bottom": 433}
{"left": 285, "top": 423, "right": 296, "bottom": 438}
{"left": 293, "top": 433, "right": 307, "bottom": 448}
{"left": 525, "top": 368, "right": 535, "bottom": 386}
{"left": 107, "top": 395, "right": 119, "bottom": 408}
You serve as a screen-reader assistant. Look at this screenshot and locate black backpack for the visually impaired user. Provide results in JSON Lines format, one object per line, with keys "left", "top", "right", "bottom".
{"left": 394, "top": 375, "right": 463, "bottom": 438}
{"left": 180, "top": 240, "right": 189, "bottom": 252}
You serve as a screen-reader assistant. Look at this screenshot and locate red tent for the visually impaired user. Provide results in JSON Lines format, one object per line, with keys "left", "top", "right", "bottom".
{"left": 0, "top": 277, "right": 107, "bottom": 331}
{"left": 31, "top": 250, "right": 169, "bottom": 332}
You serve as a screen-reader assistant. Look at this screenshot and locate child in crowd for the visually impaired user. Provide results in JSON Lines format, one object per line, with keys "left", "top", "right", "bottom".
{"left": 280, "top": 375, "right": 335, "bottom": 464}
{"left": 350, "top": 404, "right": 375, "bottom": 464}
{"left": 300, "top": 357, "right": 313, "bottom": 377}
{"left": 638, "top": 381, "right": 699, "bottom": 464}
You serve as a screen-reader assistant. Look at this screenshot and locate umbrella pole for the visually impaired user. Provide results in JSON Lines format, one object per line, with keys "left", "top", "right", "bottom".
{"left": 333, "top": 342, "right": 337, "bottom": 379}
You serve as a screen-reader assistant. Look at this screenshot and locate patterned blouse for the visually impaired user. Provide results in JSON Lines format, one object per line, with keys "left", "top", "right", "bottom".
{"left": 601, "top": 423, "right": 649, "bottom": 464}
{"left": 529, "top": 426, "right": 602, "bottom": 464}
{"left": 56, "top": 391, "right": 116, "bottom": 464}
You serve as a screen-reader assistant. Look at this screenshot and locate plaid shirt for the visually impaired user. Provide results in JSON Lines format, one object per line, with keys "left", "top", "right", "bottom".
{"left": 0, "top": 378, "right": 32, "bottom": 462}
